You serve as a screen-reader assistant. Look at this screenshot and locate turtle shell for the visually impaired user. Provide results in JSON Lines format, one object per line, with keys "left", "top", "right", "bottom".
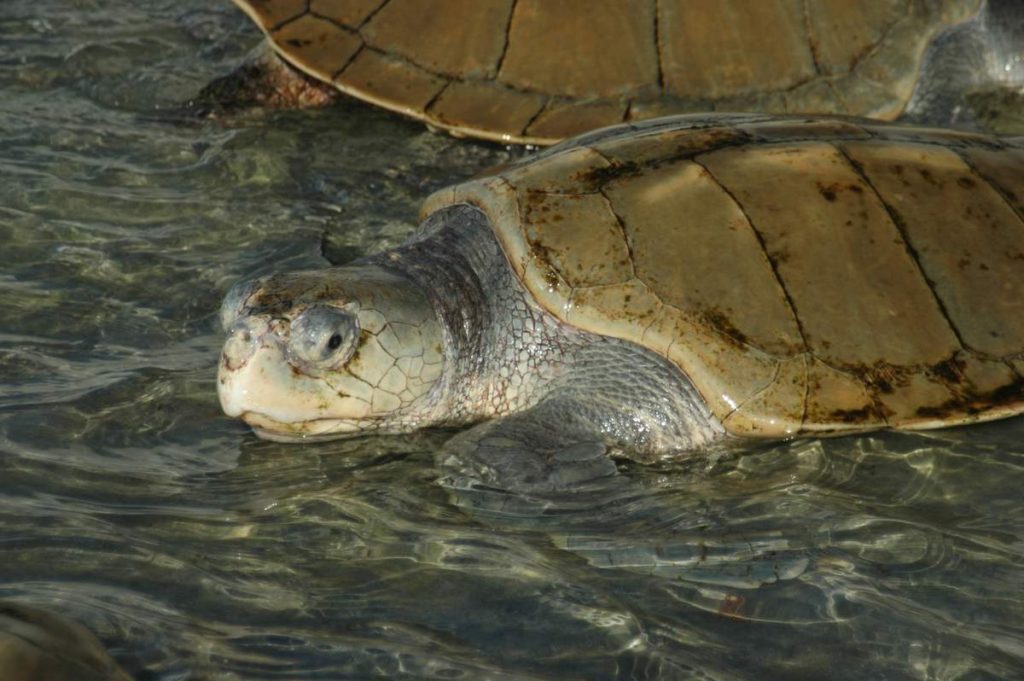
{"left": 421, "top": 115, "right": 1024, "bottom": 437}
{"left": 233, "top": 0, "right": 981, "bottom": 144}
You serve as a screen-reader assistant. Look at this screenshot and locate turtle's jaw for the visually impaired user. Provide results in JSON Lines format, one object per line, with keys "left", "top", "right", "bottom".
{"left": 240, "top": 411, "right": 363, "bottom": 442}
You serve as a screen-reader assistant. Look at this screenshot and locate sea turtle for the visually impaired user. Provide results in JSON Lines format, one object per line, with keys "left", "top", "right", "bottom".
{"left": 217, "top": 114, "right": 1024, "bottom": 489}
{"left": 0, "top": 601, "right": 130, "bottom": 681}
{"left": 203, "top": 0, "right": 1024, "bottom": 143}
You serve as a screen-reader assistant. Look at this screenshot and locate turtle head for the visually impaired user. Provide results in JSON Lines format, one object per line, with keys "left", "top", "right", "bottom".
{"left": 217, "top": 265, "right": 446, "bottom": 441}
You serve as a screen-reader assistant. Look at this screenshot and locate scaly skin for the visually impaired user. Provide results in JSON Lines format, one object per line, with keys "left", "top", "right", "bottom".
{"left": 219, "top": 204, "right": 723, "bottom": 460}
{"left": 192, "top": 43, "right": 338, "bottom": 116}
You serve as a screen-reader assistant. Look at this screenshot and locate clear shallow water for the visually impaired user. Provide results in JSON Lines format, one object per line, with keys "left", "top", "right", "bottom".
{"left": 1, "top": 2, "right": 1023, "bottom": 679}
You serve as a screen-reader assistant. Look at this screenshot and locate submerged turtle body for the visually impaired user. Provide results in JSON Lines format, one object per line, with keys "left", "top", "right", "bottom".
{"left": 0, "top": 601, "right": 131, "bottom": 681}
{"left": 231, "top": 0, "right": 988, "bottom": 143}
{"left": 424, "top": 115, "right": 1024, "bottom": 436}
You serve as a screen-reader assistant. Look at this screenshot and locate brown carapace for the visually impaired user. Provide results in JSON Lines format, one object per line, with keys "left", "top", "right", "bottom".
{"left": 234, "top": 0, "right": 982, "bottom": 144}
{"left": 421, "top": 115, "right": 1024, "bottom": 437}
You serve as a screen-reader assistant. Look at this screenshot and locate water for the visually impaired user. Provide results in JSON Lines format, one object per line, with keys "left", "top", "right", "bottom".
{"left": 1, "top": 2, "right": 1023, "bottom": 679}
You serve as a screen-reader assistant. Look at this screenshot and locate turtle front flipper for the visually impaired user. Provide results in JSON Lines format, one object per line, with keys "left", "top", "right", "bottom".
{"left": 437, "top": 409, "right": 815, "bottom": 601}
{"left": 436, "top": 395, "right": 622, "bottom": 497}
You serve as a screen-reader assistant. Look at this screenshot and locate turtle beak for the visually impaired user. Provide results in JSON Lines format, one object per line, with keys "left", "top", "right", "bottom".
{"left": 220, "top": 279, "right": 259, "bottom": 332}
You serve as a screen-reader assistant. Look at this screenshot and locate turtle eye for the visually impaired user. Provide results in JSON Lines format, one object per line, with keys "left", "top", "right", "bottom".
{"left": 288, "top": 305, "right": 359, "bottom": 367}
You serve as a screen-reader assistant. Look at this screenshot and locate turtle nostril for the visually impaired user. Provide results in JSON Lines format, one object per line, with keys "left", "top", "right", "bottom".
{"left": 222, "top": 318, "right": 267, "bottom": 370}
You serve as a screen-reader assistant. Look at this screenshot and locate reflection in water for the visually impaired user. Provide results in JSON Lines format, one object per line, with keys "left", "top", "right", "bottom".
{"left": 1, "top": 1, "right": 1023, "bottom": 678}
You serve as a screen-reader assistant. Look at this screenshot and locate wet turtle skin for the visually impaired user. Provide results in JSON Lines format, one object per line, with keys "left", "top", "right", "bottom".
{"left": 230, "top": 0, "right": 991, "bottom": 143}
{"left": 422, "top": 114, "right": 1024, "bottom": 437}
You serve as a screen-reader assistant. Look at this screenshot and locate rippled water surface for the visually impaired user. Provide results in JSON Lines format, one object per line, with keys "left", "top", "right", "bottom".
{"left": 2, "top": 2, "right": 1024, "bottom": 679}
